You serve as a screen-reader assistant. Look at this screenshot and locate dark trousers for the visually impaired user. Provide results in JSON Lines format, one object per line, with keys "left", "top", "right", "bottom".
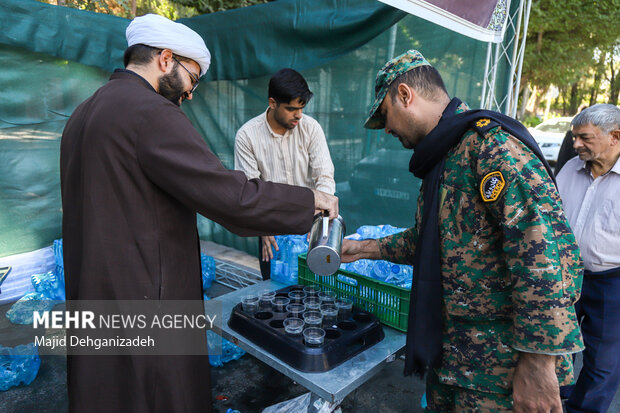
{"left": 566, "top": 267, "right": 620, "bottom": 413}
{"left": 258, "top": 236, "right": 271, "bottom": 280}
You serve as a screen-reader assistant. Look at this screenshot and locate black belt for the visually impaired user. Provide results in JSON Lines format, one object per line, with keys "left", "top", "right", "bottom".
{"left": 584, "top": 267, "right": 620, "bottom": 279}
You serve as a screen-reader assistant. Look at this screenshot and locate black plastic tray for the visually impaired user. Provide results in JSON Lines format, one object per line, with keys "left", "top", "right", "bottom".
{"left": 227, "top": 285, "right": 385, "bottom": 372}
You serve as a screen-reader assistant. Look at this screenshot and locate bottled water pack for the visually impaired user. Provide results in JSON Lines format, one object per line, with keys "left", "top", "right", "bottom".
{"left": 340, "top": 225, "right": 413, "bottom": 289}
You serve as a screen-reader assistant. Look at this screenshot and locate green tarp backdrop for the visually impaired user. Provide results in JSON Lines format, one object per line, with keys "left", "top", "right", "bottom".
{"left": 0, "top": 0, "right": 508, "bottom": 258}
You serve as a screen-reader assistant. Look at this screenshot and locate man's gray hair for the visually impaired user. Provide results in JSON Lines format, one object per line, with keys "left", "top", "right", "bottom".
{"left": 572, "top": 104, "right": 620, "bottom": 135}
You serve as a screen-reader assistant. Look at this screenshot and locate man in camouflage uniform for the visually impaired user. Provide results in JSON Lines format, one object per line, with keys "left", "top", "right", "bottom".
{"left": 342, "top": 50, "right": 584, "bottom": 412}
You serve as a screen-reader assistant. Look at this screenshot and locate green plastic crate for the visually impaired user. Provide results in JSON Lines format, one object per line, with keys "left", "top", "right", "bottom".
{"left": 298, "top": 254, "right": 411, "bottom": 332}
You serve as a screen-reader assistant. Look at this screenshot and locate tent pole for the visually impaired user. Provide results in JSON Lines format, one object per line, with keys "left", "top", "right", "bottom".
{"left": 481, "top": 42, "right": 492, "bottom": 109}
{"left": 505, "top": 0, "right": 523, "bottom": 114}
{"left": 387, "top": 24, "right": 398, "bottom": 59}
{"left": 489, "top": 40, "right": 502, "bottom": 111}
{"left": 512, "top": 0, "right": 531, "bottom": 118}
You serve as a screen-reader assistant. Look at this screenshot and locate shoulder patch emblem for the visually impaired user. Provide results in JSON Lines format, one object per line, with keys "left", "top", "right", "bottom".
{"left": 480, "top": 171, "right": 505, "bottom": 202}
{"left": 476, "top": 118, "right": 491, "bottom": 128}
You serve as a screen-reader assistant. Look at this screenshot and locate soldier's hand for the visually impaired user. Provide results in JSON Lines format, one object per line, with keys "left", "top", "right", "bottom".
{"left": 311, "top": 189, "right": 338, "bottom": 220}
{"left": 513, "top": 352, "right": 562, "bottom": 413}
{"left": 341, "top": 239, "right": 382, "bottom": 263}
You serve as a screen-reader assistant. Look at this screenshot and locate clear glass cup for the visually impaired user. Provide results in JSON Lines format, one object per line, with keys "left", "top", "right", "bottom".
{"left": 320, "top": 303, "right": 338, "bottom": 327}
{"left": 318, "top": 291, "right": 337, "bottom": 304}
{"left": 303, "top": 311, "right": 323, "bottom": 328}
{"left": 259, "top": 290, "right": 276, "bottom": 310}
{"left": 286, "top": 303, "right": 305, "bottom": 318}
{"left": 271, "top": 296, "right": 290, "bottom": 312}
{"left": 303, "top": 297, "right": 321, "bottom": 311}
{"left": 335, "top": 298, "right": 353, "bottom": 321}
{"left": 283, "top": 317, "right": 304, "bottom": 336}
{"left": 303, "top": 327, "right": 326, "bottom": 347}
{"left": 303, "top": 285, "right": 320, "bottom": 296}
{"left": 288, "top": 290, "right": 307, "bottom": 303}
{"left": 241, "top": 294, "right": 259, "bottom": 314}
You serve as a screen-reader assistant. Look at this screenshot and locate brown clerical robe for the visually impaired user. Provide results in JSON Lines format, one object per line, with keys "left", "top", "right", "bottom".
{"left": 60, "top": 70, "right": 315, "bottom": 413}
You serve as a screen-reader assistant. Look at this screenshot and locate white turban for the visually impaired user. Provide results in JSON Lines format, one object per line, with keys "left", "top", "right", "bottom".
{"left": 126, "top": 14, "right": 211, "bottom": 77}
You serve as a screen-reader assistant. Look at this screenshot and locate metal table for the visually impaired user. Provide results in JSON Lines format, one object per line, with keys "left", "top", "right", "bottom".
{"left": 204, "top": 280, "right": 407, "bottom": 404}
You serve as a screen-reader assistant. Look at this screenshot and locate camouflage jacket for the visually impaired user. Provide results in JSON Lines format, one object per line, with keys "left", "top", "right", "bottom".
{"left": 378, "top": 113, "right": 584, "bottom": 394}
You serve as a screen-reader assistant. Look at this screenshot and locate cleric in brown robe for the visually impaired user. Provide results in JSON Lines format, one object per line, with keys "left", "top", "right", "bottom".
{"left": 59, "top": 14, "right": 338, "bottom": 413}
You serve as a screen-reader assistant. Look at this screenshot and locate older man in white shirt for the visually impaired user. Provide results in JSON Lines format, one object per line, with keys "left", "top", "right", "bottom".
{"left": 557, "top": 104, "right": 620, "bottom": 413}
{"left": 235, "top": 68, "right": 335, "bottom": 279}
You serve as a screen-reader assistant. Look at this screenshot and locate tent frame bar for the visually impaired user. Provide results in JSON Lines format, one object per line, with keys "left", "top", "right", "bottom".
{"left": 481, "top": 0, "right": 531, "bottom": 117}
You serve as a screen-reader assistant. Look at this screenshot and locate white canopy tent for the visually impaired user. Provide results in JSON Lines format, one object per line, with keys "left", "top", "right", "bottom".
{"left": 378, "top": 0, "right": 532, "bottom": 117}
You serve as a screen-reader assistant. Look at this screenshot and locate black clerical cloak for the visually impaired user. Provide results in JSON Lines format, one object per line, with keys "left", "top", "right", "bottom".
{"left": 60, "top": 70, "right": 315, "bottom": 413}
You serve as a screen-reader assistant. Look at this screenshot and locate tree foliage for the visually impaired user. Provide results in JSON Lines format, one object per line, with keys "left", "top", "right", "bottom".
{"left": 39, "top": 0, "right": 620, "bottom": 109}
{"left": 42, "top": 0, "right": 270, "bottom": 19}
{"left": 171, "top": 0, "right": 270, "bottom": 15}
{"left": 522, "top": 0, "right": 620, "bottom": 112}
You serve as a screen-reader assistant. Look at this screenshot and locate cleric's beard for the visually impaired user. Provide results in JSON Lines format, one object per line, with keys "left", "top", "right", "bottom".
{"left": 158, "top": 67, "right": 185, "bottom": 106}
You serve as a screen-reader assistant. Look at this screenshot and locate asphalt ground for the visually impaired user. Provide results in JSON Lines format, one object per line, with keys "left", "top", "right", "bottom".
{"left": 1, "top": 244, "right": 620, "bottom": 412}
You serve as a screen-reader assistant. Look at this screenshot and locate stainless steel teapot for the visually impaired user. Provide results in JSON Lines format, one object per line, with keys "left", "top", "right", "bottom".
{"left": 307, "top": 213, "right": 346, "bottom": 276}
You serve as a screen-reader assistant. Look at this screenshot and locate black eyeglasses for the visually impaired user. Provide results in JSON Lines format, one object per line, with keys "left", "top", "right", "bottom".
{"left": 172, "top": 57, "right": 200, "bottom": 94}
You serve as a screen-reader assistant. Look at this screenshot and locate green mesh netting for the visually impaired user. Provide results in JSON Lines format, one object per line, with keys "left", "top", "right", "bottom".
{"left": 0, "top": 0, "right": 511, "bottom": 258}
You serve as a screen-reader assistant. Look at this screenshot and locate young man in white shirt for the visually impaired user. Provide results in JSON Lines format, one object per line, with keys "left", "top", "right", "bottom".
{"left": 235, "top": 68, "right": 335, "bottom": 278}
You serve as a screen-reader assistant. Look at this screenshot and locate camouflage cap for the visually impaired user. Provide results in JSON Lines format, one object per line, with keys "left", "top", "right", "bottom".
{"left": 364, "top": 49, "right": 431, "bottom": 129}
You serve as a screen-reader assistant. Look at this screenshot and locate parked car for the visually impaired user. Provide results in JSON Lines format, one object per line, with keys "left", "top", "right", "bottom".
{"left": 528, "top": 117, "right": 573, "bottom": 164}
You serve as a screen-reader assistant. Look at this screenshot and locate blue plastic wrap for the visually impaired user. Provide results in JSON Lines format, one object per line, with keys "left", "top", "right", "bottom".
{"left": 5, "top": 292, "right": 56, "bottom": 325}
{"left": 0, "top": 247, "right": 53, "bottom": 305}
{"left": 31, "top": 270, "right": 65, "bottom": 301}
{"left": 201, "top": 254, "right": 216, "bottom": 291}
{"left": 0, "top": 343, "right": 41, "bottom": 391}
{"left": 207, "top": 330, "right": 245, "bottom": 367}
{"left": 203, "top": 306, "right": 245, "bottom": 367}
{"left": 53, "top": 239, "right": 65, "bottom": 285}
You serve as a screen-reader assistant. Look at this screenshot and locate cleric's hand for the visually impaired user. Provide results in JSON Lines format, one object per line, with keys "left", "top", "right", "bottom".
{"left": 311, "top": 189, "right": 338, "bottom": 220}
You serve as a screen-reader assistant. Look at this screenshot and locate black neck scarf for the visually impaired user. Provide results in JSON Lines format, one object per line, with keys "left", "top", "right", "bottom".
{"left": 404, "top": 97, "right": 554, "bottom": 377}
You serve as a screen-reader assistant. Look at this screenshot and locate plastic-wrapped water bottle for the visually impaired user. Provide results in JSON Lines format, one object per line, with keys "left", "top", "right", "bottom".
{"left": 401, "top": 265, "right": 413, "bottom": 281}
{"left": 269, "top": 256, "right": 278, "bottom": 281}
{"left": 270, "top": 236, "right": 292, "bottom": 284}
{"left": 384, "top": 265, "right": 401, "bottom": 284}
{"left": 379, "top": 224, "right": 405, "bottom": 236}
{"left": 340, "top": 259, "right": 373, "bottom": 278}
{"left": 269, "top": 235, "right": 309, "bottom": 285}
{"left": 356, "top": 225, "right": 381, "bottom": 239}
{"left": 353, "top": 259, "right": 372, "bottom": 277}
{"left": 273, "top": 235, "right": 283, "bottom": 262}
{"left": 372, "top": 261, "right": 393, "bottom": 282}
{"left": 270, "top": 260, "right": 283, "bottom": 284}
{"left": 345, "top": 232, "right": 363, "bottom": 241}
{"left": 279, "top": 236, "right": 291, "bottom": 265}
{"left": 288, "top": 236, "right": 308, "bottom": 283}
